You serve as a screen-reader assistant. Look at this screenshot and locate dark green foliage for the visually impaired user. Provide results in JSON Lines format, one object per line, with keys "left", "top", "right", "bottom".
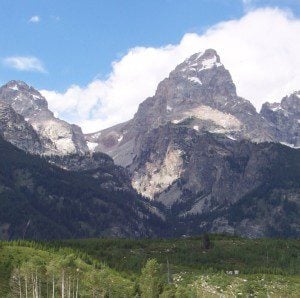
{"left": 202, "top": 233, "right": 212, "bottom": 249}
{"left": 0, "top": 137, "right": 164, "bottom": 240}
{"left": 0, "top": 236, "right": 299, "bottom": 297}
{"left": 54, "top": 235, "right": 300, "bottom": 276}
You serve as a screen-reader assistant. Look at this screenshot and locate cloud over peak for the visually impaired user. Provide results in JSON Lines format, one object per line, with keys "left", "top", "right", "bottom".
{"left": 3, "top": 56, "right": 46, "bottom": 73}
{"left": 41, "top": 7, "right": 300, "bottom": 133}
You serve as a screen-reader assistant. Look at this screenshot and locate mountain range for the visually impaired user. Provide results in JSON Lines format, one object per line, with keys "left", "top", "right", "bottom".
{"left": 0, "top": 49, "right": 299, "bottom": 239}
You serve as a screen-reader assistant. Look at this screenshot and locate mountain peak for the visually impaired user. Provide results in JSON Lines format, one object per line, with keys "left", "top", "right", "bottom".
{"left": 5, "top": 80, "right": 33, "bottom": 91}
{"left": 0, "top": 80, "right": 89, "bottom": 155}
{"left": 175, "top": 49, "right": 223, "bottom": 75}
{"left": 282, "top": 91, "right": 300, "bottom": 113}
{"left": 0, "top": 80, "right": 48, "bottom": 118}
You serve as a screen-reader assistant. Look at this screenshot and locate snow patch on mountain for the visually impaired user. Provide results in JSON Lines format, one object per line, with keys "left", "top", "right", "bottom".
{"left": 182, "top": 50, "right": 223, "bottom": 73}
{"left": 280, "top": 142, "right": 300, "bottom": 149}
{"left": 188, "top": 77, "right": 202, "bottom": 84}
{"left": 200, "top": 55, "right": 223, "bottom": 70}
{"left": 87, "top": 141, "right": 98, "bottom": 152}
{"left": 9, "top": 85, "right": 19, "bottom": 91}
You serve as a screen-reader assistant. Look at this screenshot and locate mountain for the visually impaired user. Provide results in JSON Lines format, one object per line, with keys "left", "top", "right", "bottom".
{"left": 0, "top": 101, "right": 43, "bottom": 154}
{"left": 0, "top": 136, "right": 164, "bottom": 240}
{"left": 86, "top": 49, "right": 300, "bottom": 238}
{"left": 261, "top": 91, "right": 300, "bottom": 148}
{"left": 0, "top": 49, "right": 299, "bottom": 239}
{"left": 87, "top": 49, "right": 278, "bottom": 167}
{"left": 0, "top": 80, "right": 88, "bottom": 155}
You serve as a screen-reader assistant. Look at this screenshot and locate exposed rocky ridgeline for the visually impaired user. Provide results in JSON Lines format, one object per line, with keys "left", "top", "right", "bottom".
{"left": 86, "top": 49, "right": 300, "bottom": 237}
{"left": 261, "top": 91, "right": 300, "bottom": 148}
{"left": 0, "top": 80, "right": 166, "bottom": 239}
{"left": 131, "top": 125, "right": 299, "bottom": 237}
{"left": 0, "top": 101, "right": 43, "bottom": 154}
{"left": 181, "top": 142, "right": 300, "bottom": 238}
{"left": 0, "top": 80, "right": 88, "bottom": 155}
{"left": 88, "top": 49, "right": 278, "bottom": 167}
{"left": 0, "top": 49, "right": 299, "bottom": 239}
{"left": 47, "top": 152, "right": 135, "bottom": 193}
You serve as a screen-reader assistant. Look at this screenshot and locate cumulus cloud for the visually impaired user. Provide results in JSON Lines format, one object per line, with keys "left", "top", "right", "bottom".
{"left": 41, "top": 8, "right": 300, "bottom": 133}
{"left": 3, "top": 56, "right": 46, "bottom": 73}
{"left": 29, "top": 15, "right": 40, "bottom": 23}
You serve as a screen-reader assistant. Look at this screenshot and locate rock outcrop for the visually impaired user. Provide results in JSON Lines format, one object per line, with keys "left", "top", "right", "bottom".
{"left": 261, "top": 91, "right": 300, "bottom": 148}
{"left": 0, "top": 80, "right": 88, "bottom": 155}
{"left": 86, "top": 49, "right": 300, "bottom": 238}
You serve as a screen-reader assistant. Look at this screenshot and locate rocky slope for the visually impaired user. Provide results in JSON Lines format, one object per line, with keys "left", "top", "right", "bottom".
{"left": 0, "top": 101, "right": 43, "bottom": 154}
{"left": 0, "top": 80, "right": 88, "bottom": 155}
{"left": 0, "top": 80, "right": 165, "bottom": 240}
{"left": 178, "top": 142, "right": 300, "bottom": 238}
{"left": 87, "top": 49, "right": 278, "bottom": 167}
{"left": 128, "top": 123, "right": 300, "bottom": 236}
{"left": 0, "top": 49, "right": 299, "bottom": 239}
{"left": 86, "top": 49, "right": 300, "bottom": 238}
{"left": 261, "top": 91, "right": 300, "bottom": 148}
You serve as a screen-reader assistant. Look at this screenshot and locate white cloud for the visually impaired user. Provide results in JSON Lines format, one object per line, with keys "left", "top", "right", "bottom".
{"left": 3, "top": 56, "right": 46, "bottom": 73}
{"left": 29, "top": 15, "right": 40, "bottom": 23}
{"left": 41, "top": 8, "right": 300, "bottom": 133}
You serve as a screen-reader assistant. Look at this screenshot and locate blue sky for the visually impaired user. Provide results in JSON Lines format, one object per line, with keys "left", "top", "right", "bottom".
{"left": 0, "top": 0, "right": 299, "bottom": 91}
{"left": 1, "top": 1, "right": 300, "bottom": 132}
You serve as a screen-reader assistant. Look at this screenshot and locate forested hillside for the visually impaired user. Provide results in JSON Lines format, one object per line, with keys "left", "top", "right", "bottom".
{"left": 0, "top": 137, "right": 164, "bottom": 240}
{"left": 1, "top": 236, "right": 299, "bottom": 297}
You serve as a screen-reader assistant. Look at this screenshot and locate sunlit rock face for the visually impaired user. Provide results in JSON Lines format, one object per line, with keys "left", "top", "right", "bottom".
{"left": 84, "top": 49, "right": 300, "bottom": 239}
{"left": 0, "top": 80, "right": 88, "bottom": 155}
{"left": 0, "top": 50, "right": 297, "bottom": 238}
{"left": 0, "top": 101, "right": 43, "bottom": 154}
{"left": 88, "top": 49, "right": 278, "bottom": 198}
{"left": 261, "top": 91, "right": 300, "bottom": 148}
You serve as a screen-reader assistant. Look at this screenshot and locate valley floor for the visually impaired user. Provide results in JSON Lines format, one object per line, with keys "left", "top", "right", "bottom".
{"left": 0, "top": 235, "right": 299, "bottom": 297}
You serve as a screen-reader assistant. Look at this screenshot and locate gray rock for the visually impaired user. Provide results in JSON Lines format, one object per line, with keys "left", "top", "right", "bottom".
{"left": 89, "top": 49, "right": 277, "bottom": 168}
{"left": 0, "top": 80, "right": 88, "bottom": 155}
{"left": 261, "top": 91, "right": 300, "bottom": 147}
{"left": 0, "top": 101, "right": 43, "bottom": 154}
{"left": 86, "top": 49, "right": 300, "bottom": 238}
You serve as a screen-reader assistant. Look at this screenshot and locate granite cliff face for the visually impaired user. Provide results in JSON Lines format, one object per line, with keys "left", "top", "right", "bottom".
{"left": 88, "top": 50, "right": 278, "bottom": 167}
{"left": 0, "top": 80, "right": 88, "bottom": 155}
{"left": 0, "top": 101, "right": 43, "bottom": 154}
{"left": 261, "top": 91, "right": 300, "bottom": 148}
{"left": 0, "top": 80, "right": 140, "bottom": 195}
{"left": 0, "top": 81, "right": 165, "bottom": 240}
{"left": 0, "top": 49, "right": 299, "bottom": 239}
{"left": 86, "top": 49, "right": 300, "bottom": 238}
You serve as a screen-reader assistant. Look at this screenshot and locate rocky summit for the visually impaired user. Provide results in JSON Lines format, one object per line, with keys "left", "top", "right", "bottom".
{"left": 0, "top": 49, "right": 299, "bottom": 239}
{"left": 261, "top": 91, "right": 300, "bottom": 148}
{"left": 87, "top": 49, "right": 278, "bottom": 167}
{"left": 0, "top": 80, "right": 88, "bottom": 155}
{"left": 86, "top": 49, "right": 300, "bottom": 238}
